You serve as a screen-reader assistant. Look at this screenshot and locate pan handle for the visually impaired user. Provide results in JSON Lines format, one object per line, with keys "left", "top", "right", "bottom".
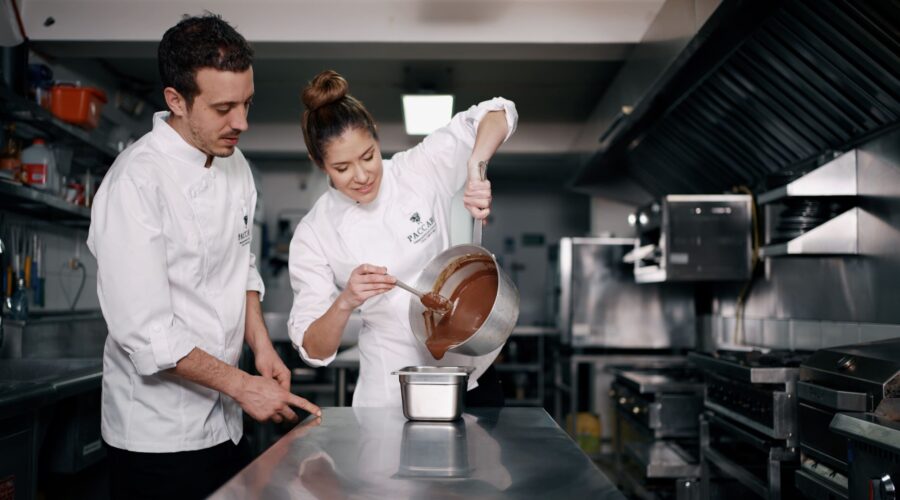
{"left": 471, "top": 160, "right": 487, "bottom": 246}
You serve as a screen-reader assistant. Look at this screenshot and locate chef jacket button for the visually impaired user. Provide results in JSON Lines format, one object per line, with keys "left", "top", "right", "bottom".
{"left": 190, "top": 190, "right": 197, "bottom": 198}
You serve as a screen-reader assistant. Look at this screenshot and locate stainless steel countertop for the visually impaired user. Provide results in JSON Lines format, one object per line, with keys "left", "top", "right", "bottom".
{"left": 211, "top": 407, "right": 624, "bottom": 499}
{"left": 0, "top": 357, "right": 103, "bottom": 418}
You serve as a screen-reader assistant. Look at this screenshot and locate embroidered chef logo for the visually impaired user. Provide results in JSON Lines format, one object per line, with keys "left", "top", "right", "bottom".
{"left": 238, "top": 228, "right": 251, "bottom": 247}
{"left": 237, "top": 205, "right": 251, "bottom": 247}
{"left": 406, "top": 211, "right": 436, "bottom": 245}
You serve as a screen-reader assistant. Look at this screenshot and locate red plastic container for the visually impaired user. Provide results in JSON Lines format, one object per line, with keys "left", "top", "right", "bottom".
{"left": 49, "top": 84, "right": 107, "bottom": 129}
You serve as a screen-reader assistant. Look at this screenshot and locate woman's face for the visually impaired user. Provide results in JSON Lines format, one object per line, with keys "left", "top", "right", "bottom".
{"left": 320, "top": 127, "right": 383, "bottom": 204}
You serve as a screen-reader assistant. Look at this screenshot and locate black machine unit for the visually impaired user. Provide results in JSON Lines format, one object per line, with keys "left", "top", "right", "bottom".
{"left": 612, "top": 368, "right": 704, "bottom": 440}
{"left": 612, "top": 366, "right": 705, "bottom": 500}
{"left": 796, "top": 339, "right": 900, "bottom": 500}
{"left": 690, "top": 350, "right": 806, "bottom": 499}
{"left": 830, "top": 412, "right": 900, "bottom": 500}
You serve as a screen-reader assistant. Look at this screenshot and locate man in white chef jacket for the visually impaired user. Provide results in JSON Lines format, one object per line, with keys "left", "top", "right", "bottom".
{"left": 87, "top": 15, "right": 320, "bottom": 499}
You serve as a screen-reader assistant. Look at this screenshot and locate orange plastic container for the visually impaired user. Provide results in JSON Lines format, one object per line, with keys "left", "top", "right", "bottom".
{"left": 49, "top": 85, "right": 107, "bottom": 129}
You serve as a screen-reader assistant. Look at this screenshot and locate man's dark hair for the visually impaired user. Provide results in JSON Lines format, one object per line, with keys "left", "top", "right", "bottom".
{"left": 158, "top": 14, "right": 253, "bottom": 108}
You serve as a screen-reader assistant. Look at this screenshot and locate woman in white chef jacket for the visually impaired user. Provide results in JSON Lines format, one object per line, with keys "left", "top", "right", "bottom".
{"left": 288, "top": 70, "right": 517, "bottom": 407}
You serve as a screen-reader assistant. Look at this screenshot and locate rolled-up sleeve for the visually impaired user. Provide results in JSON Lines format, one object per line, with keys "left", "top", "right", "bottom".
{"left": 287, "top": 220, "right": 338, "bottom": 367}
{"left": 390, "top": 97, "right": 518, "bottom": 197}
{"left": 246, "top": 252, "right": 265, "bottom": 300}
{"left": 88, "top": 176, "right": 195, "bottom": 376}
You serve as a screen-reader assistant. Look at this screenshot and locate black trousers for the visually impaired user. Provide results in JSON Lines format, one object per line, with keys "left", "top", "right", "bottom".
{"left": 466, "top": 364, "right": 505, "bottom": 407}
{"left": 106, "top": 438, "right": 252, "bottom": 500}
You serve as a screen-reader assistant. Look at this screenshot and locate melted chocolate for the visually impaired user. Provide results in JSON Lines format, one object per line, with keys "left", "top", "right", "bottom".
{"left": 423, "top": 255, "right": 498, "bottom": 360}
{"left": 421, "top": 291, "right": 451, "bottom": 314}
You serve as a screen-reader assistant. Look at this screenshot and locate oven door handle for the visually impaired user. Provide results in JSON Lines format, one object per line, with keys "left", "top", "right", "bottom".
{"left": 798, "top": 381, "right": 870, "bottom": 412}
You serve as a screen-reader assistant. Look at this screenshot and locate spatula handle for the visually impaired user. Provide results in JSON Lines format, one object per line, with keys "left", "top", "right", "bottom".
{"left": 394, "top": 279, "right": 423, "bottom": 299}
{"left": 472, "top": 160, "right": 487, "bottom": 246}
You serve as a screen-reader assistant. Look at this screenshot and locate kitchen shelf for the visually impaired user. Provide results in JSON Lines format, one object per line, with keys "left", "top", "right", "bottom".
{"left": 495, "top": 328, "right": 556, "bottom": 410}
{"left": 625, "top": 441, "right": 700, "bottom": 479}
{"left": 0, "top": 84, "right": 117, "bottom": 171}
{"left": 757, "top": 150, "right": 858, "bottom": 204}
{"left": 759, "top": 207, "right": 859, "bottom": 257}
{"left": 0, "top": 180, "right": 91, "bottom": 225}
{"left": 757, "top": 150, "right": 861, "bottom": 258}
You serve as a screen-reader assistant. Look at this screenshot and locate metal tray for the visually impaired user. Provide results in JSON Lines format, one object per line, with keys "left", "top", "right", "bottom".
{"left": 393, "top": 366, "right": 473, "bottom": 421}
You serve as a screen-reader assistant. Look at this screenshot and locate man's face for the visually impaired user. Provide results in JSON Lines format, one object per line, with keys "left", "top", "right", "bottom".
{"left": 321, "top": 127, "right": 383, "bottom": 205}
{"left": 181, "top": 67, "right": 254, "bottom": 159}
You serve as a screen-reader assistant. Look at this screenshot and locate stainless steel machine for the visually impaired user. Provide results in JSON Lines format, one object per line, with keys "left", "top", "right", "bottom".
{"left": 796, "top": 339, "right": 900, "bottom": 500}
{"left": 830, "top": 412, "right": 900, "bottom": 500}
{"left": 690, "top": 350, "right": 806, "bottom": 499}
{"left": 630, "top": 195, "right": 753, "bottom": 284}
{"left": 554, "top": 237, "right": 696, "bottom": 448}
{"left": 556, "top": 237, "right": 695, "bottom": 349}
{"left": 612, "top": 365, "right": 705, "bottom": 499}
{"left": 612, "top": 367, "right": 705, "bottom": 440}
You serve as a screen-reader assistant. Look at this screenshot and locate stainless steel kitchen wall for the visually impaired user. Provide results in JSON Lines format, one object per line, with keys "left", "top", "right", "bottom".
{"left": 482, "top": 187, "right": 591, "bottom": 326}
{"left": 708, "top": 126, "right": 900, "bottom": 349}
{"left": 558, "top": 237, "right": 696, "bottom": 348}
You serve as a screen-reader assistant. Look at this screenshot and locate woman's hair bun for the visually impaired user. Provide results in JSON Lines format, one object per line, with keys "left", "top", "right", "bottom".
{"left": 302, "top": 70, "right": 349, "bottom": 111}
{"left": 300, "top": 69, "right": 377, "bottom": 167}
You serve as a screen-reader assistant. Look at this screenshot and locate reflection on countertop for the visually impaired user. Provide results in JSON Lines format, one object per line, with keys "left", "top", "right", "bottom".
{"left": 211, "top": 407, "right": 624, "bottom": 499}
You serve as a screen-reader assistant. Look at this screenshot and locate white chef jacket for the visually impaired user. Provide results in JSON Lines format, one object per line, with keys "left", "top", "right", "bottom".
{"left": 288, "top": 98, "right": 518, "bottom": 407}
{"left": 87, "top": 111, "right": 265, "bottom": 453}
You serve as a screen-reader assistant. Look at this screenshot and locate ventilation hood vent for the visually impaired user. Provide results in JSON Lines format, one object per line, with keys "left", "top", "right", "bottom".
{"left": 576, "top": 0, "right": 900, "bottom": 197}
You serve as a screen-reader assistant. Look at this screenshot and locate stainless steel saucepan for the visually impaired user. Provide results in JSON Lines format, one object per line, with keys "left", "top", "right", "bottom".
{"left": 407, "top": 165, "right": 519, "bottom": 357}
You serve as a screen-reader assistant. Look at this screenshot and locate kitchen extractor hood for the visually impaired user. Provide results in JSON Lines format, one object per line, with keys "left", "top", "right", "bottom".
{"left": 574, "top": 0, "right": 900, "bottom": 197}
